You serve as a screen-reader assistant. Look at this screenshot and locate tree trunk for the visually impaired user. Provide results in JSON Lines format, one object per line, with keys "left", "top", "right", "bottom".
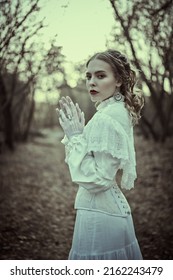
{"left": 22, "top": 91, "right": 35, "bottom": 141}
{"left": 0, "top": 73, "right": 14, "bottom": 150}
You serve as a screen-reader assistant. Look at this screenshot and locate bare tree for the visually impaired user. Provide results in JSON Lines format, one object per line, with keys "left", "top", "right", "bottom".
{"left": 108, "top": 0, "right": 173, "bottom": 141}
{"left": 0, "top": 0, "right": 45, "bottom": 149}
{"left": 0, "top": 0, "right": 67, "bottom": 148}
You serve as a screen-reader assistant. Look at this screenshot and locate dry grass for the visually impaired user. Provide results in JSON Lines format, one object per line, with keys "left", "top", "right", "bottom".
{"left": 0, "top": 127, "right": 173, "bottom": 259}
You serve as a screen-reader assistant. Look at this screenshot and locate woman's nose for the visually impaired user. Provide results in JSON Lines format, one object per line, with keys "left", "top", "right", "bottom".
{"left": 89, "top": 77, "right": 96, "bottom": 85}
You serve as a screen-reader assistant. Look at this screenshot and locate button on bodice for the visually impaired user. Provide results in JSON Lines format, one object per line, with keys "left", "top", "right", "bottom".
{"left": 111, "top": 184, "right": 131, "bottom": 216}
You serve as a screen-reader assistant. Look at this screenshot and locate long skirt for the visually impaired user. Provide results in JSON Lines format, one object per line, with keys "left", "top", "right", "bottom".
{"left": 68, "top": 210, "right": 143, "bottom": 260}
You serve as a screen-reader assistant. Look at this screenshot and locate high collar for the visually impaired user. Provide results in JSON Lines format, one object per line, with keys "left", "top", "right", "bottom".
{"left": 96, "top": 93, "right": 125, "bottom": 111}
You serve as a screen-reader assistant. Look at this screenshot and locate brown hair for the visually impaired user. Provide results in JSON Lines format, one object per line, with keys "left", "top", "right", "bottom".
{"left": 86, "top": 49, "right": 144, "bottom": 126}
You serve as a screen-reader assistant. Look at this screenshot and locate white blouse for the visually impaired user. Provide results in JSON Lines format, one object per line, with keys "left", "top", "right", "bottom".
{"left": 61, "top": 96, "right": 137, "bottom": 217}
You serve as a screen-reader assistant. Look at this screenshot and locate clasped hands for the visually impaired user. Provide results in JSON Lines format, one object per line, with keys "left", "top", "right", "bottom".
{"left": 56, "top": 96, "right": 85, "bottom": 139}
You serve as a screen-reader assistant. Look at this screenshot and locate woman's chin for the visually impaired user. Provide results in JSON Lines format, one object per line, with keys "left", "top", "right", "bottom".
{"left": 89, "top": 94, "right": 100, "bottom": 102}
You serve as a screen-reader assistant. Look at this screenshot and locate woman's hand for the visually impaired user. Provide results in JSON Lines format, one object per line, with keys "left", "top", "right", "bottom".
{"left": 56, "top": 96, "right": 85, "bottom": 139}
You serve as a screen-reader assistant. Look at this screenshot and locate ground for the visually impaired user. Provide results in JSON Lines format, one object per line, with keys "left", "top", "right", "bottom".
{"left": 0, "top": 127, "right": 173, "bottom": 260}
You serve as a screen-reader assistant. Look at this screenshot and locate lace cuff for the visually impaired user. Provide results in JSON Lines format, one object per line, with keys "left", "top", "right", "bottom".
{"left": 61, "top": 134, "right": 85, "bottom": 163}
{"left": 61, "top": 135, "right": 69, "bottom": 145}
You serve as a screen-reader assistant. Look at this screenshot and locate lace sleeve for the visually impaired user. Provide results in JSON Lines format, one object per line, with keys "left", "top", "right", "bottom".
{"left": 61, "top": 134, "right": 72, "bottom": 163}
{"left": 61, "top": 133, "right": 120, "bottom": 193}
{"left": 84, "top": 112, "right": 137, "bottom": 190}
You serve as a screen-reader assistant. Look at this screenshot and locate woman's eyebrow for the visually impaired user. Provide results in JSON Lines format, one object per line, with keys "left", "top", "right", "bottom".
{"left": 86, "top": 70, "right": 107, "bottom": 75}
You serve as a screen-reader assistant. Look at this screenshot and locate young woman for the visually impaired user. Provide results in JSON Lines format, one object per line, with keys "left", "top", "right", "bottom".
{"left": 56, "top": 49, "right": 144, "bottom": 260}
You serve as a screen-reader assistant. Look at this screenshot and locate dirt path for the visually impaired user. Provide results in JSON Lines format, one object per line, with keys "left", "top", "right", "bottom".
{"left": 0, "top": 128, "right": 173, "bottom": 259}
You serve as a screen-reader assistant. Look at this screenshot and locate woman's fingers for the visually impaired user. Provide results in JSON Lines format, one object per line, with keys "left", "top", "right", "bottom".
{"left": 75, "top": 103, "right": 82, "bottom": 121}
{"left": 55, "top": 107, "right": 60, "bottom": 115}
{"left": 55, "top": 108, "right": 64, "bottom": 129}
{"left": 75, "top": 103, "right": 85, "bottom": 126}
{"left": 81, "top": 111, "right": 85, "bottom": 127}
{"left": 63, "top": 102, "right": 73, "bottom": 118}
{"left": 59, "top": 99, "right": 63, "bottom": 109}
{"left": 58, "top": 100, "right": 70, "bottom": 120}
{"left": 59, "top": 99, "right": 67, "bottom": 113}
{"left": 61, "top": 97, "right": 69, "bottom": 107}
{"left": 58, "top": 96, "right": 84, "bottom": 125}
{"left": 66, "top": 96, "right": 73, "bottom": 104}
{"left": 58, "top": 115, "right": 64, "bottom": 127}
{"left": 65, "top": 98, "right": 78, "bottom": 119}
{"left": 60, "top": 96, "right": 72, "bottom": 108}
{"left": 55, "top": 108, "right": 62, "bottom": 120}
{"left": 58, "top": 109, "right": 68, "bottom": 123}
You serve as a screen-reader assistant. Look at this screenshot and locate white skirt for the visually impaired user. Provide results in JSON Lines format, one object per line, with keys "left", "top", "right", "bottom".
{"left": 68, "top": 210, "right": 143, "bottom": 260}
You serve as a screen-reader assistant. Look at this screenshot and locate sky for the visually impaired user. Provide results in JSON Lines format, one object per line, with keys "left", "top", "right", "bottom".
{"left": 39, "top": 0, "right": 115, "bottom": 63}
{"left": 36, "top": 0, "right": 160, "bottom": 102}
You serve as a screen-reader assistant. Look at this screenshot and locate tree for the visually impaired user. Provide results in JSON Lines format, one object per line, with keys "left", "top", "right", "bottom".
{"left": 108, "top": 0, "right": 173, "bottom": 141}
{"left": 0, "top": 0, "right": 45, "bottom": 149}
{"left": 0, "top": 0, "right": 67, "bottom": 148}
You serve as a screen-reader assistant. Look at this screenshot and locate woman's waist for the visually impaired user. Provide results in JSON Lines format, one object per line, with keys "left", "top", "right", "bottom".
{"left": 74, "top": 184, "right": 131, "bottom": 217}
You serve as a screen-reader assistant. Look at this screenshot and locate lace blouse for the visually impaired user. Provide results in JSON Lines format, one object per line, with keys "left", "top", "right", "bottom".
{"left": 61, "top": 96, "right": 137, "bottom": 217}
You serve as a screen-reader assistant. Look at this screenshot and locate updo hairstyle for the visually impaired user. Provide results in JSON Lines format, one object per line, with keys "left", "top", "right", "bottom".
{"left": 86, "top": 49, "right": 144, "bottom": 125}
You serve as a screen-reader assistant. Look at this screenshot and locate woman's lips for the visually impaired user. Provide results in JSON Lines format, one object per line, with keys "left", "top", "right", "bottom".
{"left": 90, "top": 90, "right": 99, "bottom": 95}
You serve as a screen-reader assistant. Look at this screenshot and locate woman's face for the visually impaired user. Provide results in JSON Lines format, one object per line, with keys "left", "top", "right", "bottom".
{"left": 86, "top": 59, "right": 121, "bottom": 102}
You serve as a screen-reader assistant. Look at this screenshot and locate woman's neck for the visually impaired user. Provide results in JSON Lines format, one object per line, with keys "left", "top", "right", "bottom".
{"left": 102, "top": 94, "right": 114, "bottom": 102}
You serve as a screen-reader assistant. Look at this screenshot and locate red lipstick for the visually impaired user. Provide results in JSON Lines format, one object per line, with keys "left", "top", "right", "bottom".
{"left": 90, "top": 90, "right": 99, "bottom": 95}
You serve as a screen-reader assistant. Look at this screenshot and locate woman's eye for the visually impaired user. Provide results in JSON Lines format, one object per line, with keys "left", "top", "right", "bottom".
{"left": 97, "top": 75, "right": 105, "bottom": 79}
{"left": 85, "top": 74, "right": 105, "bottom": 80}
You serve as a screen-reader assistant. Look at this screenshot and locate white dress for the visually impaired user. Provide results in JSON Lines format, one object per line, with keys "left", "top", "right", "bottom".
{"left": 61, "top": 96, "right": 143, "bottom": 260}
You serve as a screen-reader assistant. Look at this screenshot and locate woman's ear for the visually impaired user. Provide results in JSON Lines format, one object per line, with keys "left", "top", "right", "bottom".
{"left": 116, "top": 77, "right": 122, "bottom": 87}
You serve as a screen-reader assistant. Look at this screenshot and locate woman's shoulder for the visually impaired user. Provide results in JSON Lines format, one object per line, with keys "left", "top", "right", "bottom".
{"left": 83, "top": 106, "right": 131, "bottom": 160}
{"left": 104, "top": 102, "right": 131, "bottom": 123}
{"left": 84, "top": 105, "right": 130, "bottom": 143}
{"left": 87, "top": 102, "right": 132, "bottom": 134}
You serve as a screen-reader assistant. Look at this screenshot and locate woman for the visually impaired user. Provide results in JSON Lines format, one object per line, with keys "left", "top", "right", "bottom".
{"left": 56, "top": 49, "right": 144, "bottom": 260}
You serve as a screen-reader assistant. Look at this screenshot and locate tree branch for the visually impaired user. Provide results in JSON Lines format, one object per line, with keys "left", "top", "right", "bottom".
{"left": 151, "top": 0, "right": 173, "bottom": 15}
{"left": 0, "top": 0, "right": 40, "bottom": 52}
